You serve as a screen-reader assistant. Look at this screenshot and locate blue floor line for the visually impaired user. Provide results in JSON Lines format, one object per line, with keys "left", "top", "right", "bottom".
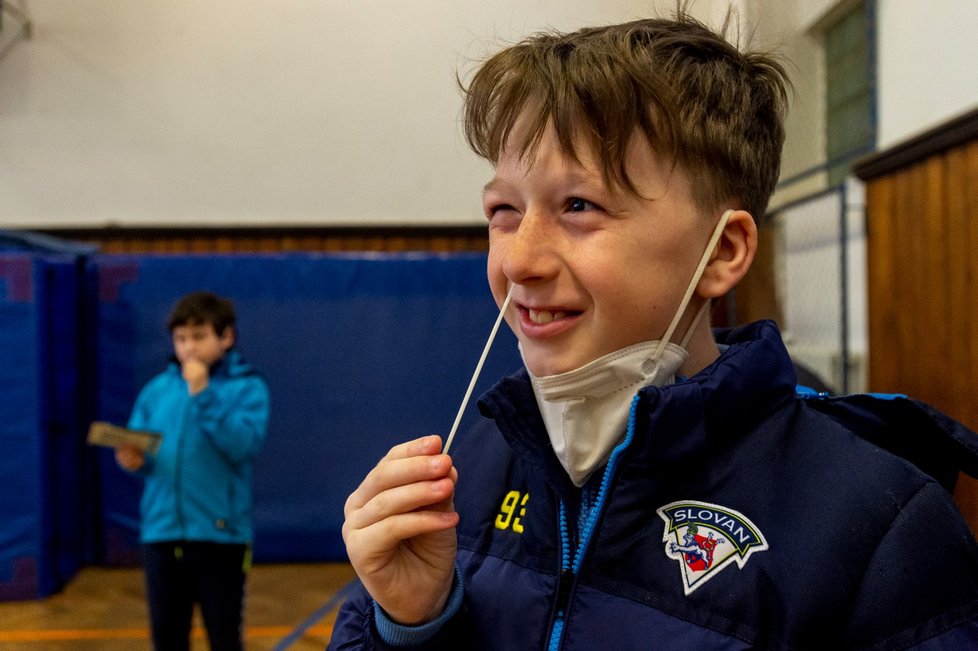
{"left": 273, "top": 579, "right": 360, "bottom": 650}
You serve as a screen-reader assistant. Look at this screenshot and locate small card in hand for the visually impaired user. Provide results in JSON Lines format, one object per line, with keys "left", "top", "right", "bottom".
{"left": 87, "top": 421, "right": 162, "bottom": 454}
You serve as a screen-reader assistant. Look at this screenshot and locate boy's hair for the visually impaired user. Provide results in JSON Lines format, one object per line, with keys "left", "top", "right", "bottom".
{"left": 461, "top": 10, "right": 790, "bottom": 220}
{"left": 167, "top": 291, "right": 236, "bottom": 336}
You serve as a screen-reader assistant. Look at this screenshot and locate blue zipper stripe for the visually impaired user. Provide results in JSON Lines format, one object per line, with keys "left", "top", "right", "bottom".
{"left": 559, "top": 502, "right": 571, "bottom": 570}
{"left": 548, "top": 618, "right": 566, "bottom": 651}
{"left": 572, "top": 393, "right": 640, "bottom": 572}
{"left": 548, "top": 393, "right": 641, "bottom": 649}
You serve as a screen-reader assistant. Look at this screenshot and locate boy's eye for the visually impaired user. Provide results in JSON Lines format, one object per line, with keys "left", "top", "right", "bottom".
{"left": 567, "top": 197, "right": 596, "bottom": 212}
{"left": 485, "top": 203, "right": 521, "bottom": 229}
{"left": 486, "top": 203, "right": 515, "bottom": 218}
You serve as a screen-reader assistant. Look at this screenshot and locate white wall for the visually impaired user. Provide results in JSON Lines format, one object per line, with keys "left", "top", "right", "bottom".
{"left": 0, "top": 0, "right": 732, "bottom": 229}
{"left": 749, "top": 0, "right": 826, "bottom": 210}
{"left": 876, "top": 0, "right": 978, "bottom": 148}
{"left": 765, "top": 0, "right": 978, "bottom": 190}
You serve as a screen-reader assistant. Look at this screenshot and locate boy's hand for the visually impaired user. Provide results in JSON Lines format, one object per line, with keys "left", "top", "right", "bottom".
{"left": 181, "top": 358, "right": 209, "bottom": 395}
{"left": 115, "top": 443, "right": 145, "bottom": 471}
{"left": 342, "top": 435, "right": 459, "bottom": 625}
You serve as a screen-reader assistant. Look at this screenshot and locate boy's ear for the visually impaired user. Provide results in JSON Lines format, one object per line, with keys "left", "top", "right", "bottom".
{"left": 697, "top": 209, "right": 757, "bottom": 299}
{"left": 219, "top": 325, "right": 236, "bottom": 351}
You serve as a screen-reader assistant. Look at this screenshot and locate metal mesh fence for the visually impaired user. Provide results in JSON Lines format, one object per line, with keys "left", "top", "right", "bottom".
{"left": 772, "top": 181, "right": 867, "bottom": 394}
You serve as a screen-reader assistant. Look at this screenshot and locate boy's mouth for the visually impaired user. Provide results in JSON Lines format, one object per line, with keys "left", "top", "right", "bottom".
{"left": 528, "top": 308, "right": 567, "bottom": 324}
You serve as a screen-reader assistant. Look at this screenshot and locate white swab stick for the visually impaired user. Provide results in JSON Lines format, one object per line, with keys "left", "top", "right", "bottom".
{"left": 443, "top": 285, "right": 514, "bottom": 454}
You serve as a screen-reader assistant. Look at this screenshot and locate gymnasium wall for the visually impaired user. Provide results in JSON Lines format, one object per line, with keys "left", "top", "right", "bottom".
{"left": 0, "top": 236, "right": 96, "bottom": 601}
{"left": 0, "top": 0, "right": 723, "bottom": 230}
{"left": 0, "top": 235, "right": 522, "bottom": 599}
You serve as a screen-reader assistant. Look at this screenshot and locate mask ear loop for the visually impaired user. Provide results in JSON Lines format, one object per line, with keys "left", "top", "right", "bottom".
{"left": 443, "top": 284, "right": 515, "bottom": 454}
{"left": 647, "top": 209, "right": 733, "bottom": 379}
{"left": 680, "top": 299, "right": 711, "bottom": 349}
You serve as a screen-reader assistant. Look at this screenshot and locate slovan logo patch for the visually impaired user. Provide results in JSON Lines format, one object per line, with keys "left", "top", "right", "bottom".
{"left": 657, "top": 500, "right": 768, "bottom": 595}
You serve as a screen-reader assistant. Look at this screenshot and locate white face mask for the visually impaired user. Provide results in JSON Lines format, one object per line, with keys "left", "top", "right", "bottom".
{"left": 525, "top": 210, "right": 733, "bottom": 486}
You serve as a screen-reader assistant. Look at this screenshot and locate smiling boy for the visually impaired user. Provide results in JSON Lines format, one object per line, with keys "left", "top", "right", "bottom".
{"left": 116, "top": 291, "right": 270, "bottom": 651}
{"left": 330, "top": 12, "right": 978, "bottom": 650}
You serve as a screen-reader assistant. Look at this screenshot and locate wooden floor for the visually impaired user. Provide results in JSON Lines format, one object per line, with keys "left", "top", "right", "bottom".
{"left": 0, "top": 562, "right": 358, "bottom": 650}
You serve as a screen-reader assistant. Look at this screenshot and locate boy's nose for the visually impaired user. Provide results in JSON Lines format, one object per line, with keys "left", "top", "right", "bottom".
{"left": 500, "top": 211, "right": 559, "bottom": 286}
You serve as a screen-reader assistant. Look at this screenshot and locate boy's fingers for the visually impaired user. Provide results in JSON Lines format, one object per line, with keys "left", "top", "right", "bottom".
{"left": 380, "top": 435, "right": 443, "bottom": 463}
{"left": 343, "top": 509, "right": 459, "bottom": 557}
{"left": 345, "top": 459, "right": 456, "bottom": 524}
{"left": 345, "top": 436, "right": 450, "bottom": 512}
{"left": 346, "top": 477, "right": 455, "bottom": 531}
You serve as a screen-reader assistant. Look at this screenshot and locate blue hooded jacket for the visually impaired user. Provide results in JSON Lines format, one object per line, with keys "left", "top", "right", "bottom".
{"left": 330, "top": 320, "right": 978, "bottom": 650}
{"left": 127, "top": 348, "right": 270, "bottom": 545}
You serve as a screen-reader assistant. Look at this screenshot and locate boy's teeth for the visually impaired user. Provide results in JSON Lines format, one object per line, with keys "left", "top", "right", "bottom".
{"left": 529, "top": 309, "right": 566, "bottom": 324}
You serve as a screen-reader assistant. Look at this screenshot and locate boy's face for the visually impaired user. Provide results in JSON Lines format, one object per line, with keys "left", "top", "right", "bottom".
{"left": 484, "top": 123, "right": 712, "bottom": 377}
{"left": 171, "top": 321, "right": 234, "bottom": 368}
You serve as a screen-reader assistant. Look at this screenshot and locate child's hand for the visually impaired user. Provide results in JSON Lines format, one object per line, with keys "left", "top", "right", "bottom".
{"left": 181, "top": 358, "right": 209, "bottom": 395}
{"left": 115, "top": 443, "right": 145, "bottom": 471}
{"left": 342, "top": 435, "right": 459, "bottom": 625}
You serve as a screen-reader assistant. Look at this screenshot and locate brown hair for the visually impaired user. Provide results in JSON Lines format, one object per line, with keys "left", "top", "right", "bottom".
{"left": 167, "top": 291, "right": 236, "bottom": 336}
{"left": 461, "top": 10, "right": 790, "bottom": 219}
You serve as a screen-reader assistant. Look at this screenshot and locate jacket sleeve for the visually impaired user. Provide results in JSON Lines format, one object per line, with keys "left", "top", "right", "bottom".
{"left": 328, "top": 580, "right": 471, "bottom": 650}
{"left": 844, "top": 480, "right": 978, "bottom": 649}
{"left": 125, "top": 382, "right": 156, "bottom": 475}
{"left": 191, "top": 374, "right": 270, "bottom": 466}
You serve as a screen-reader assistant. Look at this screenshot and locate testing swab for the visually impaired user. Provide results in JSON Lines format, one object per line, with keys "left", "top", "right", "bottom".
{"left": 443, "top": 285, "right": 514, "bottom": 454}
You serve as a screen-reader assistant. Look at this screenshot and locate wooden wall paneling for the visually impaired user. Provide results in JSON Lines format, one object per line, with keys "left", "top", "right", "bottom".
{"left": 866, "top": 176, "right": 899, "bottom": 391}
{"left": 900, "top": 163, "right": 927, "bottom": 399}
{"left": 884, "top": 169, "right": 918, "bottom": 391}
{"left": 190, "top": 237, "right": 213, "bottom": 253}
{"left": 945, "top": 144, "right": 976, "bottom": 431}
{"left": 429, "top": 236, "right": 452, "bottom": 252}
{"left": 123, "top": 238, "right": 148, "bottom": 254}
{"left": 969, "top": 140, "right": 978, "bottom": 428}
{"left": 233, "top": 237, "right": 256, "bottom": 252}
{"left": 96, "top": 239, "right": 123, "bottom": 254}
{"left": 947, "top": 141, "right": 978, "bottom": 526}
{"left": 966, "top": 140, "right": 978, "bottom": 430}
{"left": 919, "top": 156, "right": 949, "bottom": 412}
{"left": 856, "top": 111, "right": 978, "bottom": 534}
{"left": 892, "top": 171, "right": 910, "bottom": 386}
{"left": 279, "top": 235, "right": 301, "bottom": 251}
{"left": 906, "top": 162, "right": 933, "bottom": 399}
{"left": 34, "top": 226, "right": 495, "bottom": 254}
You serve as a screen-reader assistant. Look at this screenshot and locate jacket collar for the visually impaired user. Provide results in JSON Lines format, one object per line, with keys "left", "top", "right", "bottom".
{"left": 477, "top": 320, "right": 797, "bottom": 494}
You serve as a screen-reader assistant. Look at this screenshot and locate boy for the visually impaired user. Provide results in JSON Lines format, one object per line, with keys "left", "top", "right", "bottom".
{"left": 115, "top": 291, "right": 270, "bottom": 651}
{"left": 330, "top": 12, "right": 978, "bottom": 650}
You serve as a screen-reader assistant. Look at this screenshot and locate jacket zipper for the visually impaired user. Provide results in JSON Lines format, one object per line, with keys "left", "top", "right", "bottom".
{"left": 174, "top": 397, "right": 192, "bottom": 537}
{"left": 546, "top": 394, "right": 642, "bottom": 650}
{"left": 548, "top": 504, "right": 574, "bottom": 651}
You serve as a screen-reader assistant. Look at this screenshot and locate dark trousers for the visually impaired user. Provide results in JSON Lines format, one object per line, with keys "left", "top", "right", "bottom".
{"left": 142, "top": 541, "right": 249, "bottom": 651}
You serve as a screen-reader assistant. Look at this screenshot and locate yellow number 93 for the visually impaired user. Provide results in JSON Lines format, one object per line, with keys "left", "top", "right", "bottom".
{"left": 495, "top": 490, "right": 529, "bottom": 534}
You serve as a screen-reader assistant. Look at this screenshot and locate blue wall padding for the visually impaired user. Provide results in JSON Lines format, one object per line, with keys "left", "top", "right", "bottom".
{"left": 93, "top": 253, "right": 521, "bottom": 563}
{"left": 0, "top": 251, "right": 91, "bottom": 600}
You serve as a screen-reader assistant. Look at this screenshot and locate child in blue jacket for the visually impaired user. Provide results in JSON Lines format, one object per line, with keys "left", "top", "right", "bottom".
{"left": 329, "top": 10, "right": 978, "bottom": 651}
{"left": 116, "top": 291, "right": 270, "bottom": 651}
